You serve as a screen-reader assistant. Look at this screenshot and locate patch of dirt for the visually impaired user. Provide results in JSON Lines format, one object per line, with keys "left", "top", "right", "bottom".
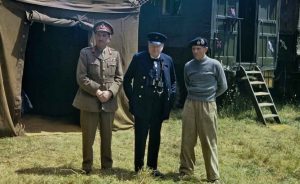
{"left": 22, "top": 115, "right": 81, "bottom": 136}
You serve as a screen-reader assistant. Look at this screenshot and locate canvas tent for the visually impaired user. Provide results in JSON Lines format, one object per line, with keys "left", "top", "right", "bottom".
{"left": 0, "top": 0, "right": 141, "bottom": 137}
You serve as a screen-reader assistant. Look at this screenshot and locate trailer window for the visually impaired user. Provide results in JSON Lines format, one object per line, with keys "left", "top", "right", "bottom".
{"left": 162, "top": 0, "right": 182, "bottom": 15}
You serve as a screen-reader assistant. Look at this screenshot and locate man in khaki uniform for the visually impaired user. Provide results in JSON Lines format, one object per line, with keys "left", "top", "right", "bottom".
{"left": 179, "top": 37, "right": 227, "bottom": 183}
{"left": 73, "top": 21, "right": 123, "bottom": 174}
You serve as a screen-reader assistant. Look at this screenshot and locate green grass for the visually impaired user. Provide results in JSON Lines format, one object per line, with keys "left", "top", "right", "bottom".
{"left": 0, "top": 102, "right": 299, "bottom": 184}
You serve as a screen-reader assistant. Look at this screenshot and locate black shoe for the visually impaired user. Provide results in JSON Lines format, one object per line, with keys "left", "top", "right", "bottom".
{"left": 152, "top": 170, "right": 164, "bottom": 178}
{"left": 135, "top": 166, "right": 143, "bottom": 173}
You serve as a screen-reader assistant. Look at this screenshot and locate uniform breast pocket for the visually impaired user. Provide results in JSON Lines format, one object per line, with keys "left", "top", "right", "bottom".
{"left": 88, "top": 61, "right": 100, "bottom": 77}
{"left": 106, "top": 59, "right": 117, "bottom": 76}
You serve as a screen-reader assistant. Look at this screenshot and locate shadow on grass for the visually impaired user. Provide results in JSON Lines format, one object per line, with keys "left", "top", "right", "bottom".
{"left": 162, "top": 172, "right": 180, "bottom": 182}
{"left": 162, "top": 172, "right": 201, "bottom": 183}
{"left": 15, "top": 167, "right": 136, "bottom": 180}
{"left": 15, "top": 167, "right": 205, "bottom": 182}
{"left": 15, "top": 166, "right": 85, "bottom": 176}
{"left": 99, "top": 167, "right": 136, "bottom": 180}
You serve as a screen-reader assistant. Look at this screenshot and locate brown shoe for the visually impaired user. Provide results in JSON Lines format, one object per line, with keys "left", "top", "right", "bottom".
{"left": 178, "top": 172, "right": 192, "bottom": 180}
{"left": 207, "top": 179, "right": 220, "bottom": 184}
{"left": 83, "top": 168, "right": 91, "bottom": 175}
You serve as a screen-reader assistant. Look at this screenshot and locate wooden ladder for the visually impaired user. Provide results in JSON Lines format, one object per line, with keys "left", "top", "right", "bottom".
{"left": 240, "top": 65, "right": 281, "bottom": 124}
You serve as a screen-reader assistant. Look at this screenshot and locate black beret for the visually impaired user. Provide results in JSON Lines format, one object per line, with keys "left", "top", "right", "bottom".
{"left": 147, "top": 32, "right": 167, "bottom": 45}
{"left": 93, "top": 21, "right": 114, "bottom": 35}
{"left": 189, "top": 37, "right": 208, "bottom": 47}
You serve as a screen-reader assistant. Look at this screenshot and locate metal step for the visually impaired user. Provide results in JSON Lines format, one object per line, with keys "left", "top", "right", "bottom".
{"left": 238, "top": 62, "right": 257, "bottom": 65}
{"left": 246, "top": 71, "right": 261, "bottom": 74}
{"left": 258, "top": 103, "right": 274, "bottom": 107}
{"left": 250, "top": 81, "right": 265, "bottom": 85}
{"left": 254, "top": 92, "right": 269, "bottom": 96}
{"left": 263, "top": 114, "right": 279, "bottom": 119}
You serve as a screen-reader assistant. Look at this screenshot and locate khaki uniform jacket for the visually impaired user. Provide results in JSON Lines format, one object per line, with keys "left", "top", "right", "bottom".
{"left": 73, "top": 46, "right": 123, "bottom": 112}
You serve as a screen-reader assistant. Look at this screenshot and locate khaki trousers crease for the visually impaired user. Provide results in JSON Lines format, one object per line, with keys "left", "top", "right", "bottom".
{"left": 80, "top": 110, "right": 114, "bottom": 170}
{"left": 179, "top": 99, "right": 219, "bottom": 180}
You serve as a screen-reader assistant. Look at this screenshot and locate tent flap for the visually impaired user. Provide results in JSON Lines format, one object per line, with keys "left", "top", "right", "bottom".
{"left": 0, "top": 0, "right": 27, "bottom": 137}
{"left": 26, "top": 10, "right": 93, "bottom": 30}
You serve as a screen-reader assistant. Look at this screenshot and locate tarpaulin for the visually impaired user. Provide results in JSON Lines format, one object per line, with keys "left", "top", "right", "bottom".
{"left": 0, "top": 0, "right": 140, "bottom": 137}
{"left": 16, "top": 0, "right": 140, "bottom": 13}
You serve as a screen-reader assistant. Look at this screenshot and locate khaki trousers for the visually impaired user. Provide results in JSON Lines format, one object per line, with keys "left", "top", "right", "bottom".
{"left": 80, "top": 110, "right": 114, "bottom": 170}
{"left": 179, "top": 99, "right": 219, "bottom": 180}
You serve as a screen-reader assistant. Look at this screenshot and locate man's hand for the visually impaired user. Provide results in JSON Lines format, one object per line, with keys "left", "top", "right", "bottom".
{"left": 96, "top": 89, "right": 103, "bottom": 101}
{"left": 99, "top": 90, "right": 113, "bottom": 103}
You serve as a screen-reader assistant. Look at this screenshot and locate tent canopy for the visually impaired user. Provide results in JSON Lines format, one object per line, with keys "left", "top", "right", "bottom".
{"left": 16, "top": 0, "right": 140, "bottom": 13}
{"left": 0, "top": 0, "right": 140, "bottom": 137}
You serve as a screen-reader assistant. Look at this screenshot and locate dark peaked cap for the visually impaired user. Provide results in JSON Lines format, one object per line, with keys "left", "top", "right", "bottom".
{"left": 147, "top": 32, "right": 167, "bottom": 45}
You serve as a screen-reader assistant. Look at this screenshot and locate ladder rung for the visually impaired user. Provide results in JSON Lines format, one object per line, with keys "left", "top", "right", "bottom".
{"left": 239, "top": 62, "right": 257, "bottom": 65}
{"left": 258, "top": 103, "right": 274, "bottom": 107}
{"left": 263, "top": 114, "right": 279, "bottom": 119}
{"left": 246, "top": 71, "right": 261, "bottom": 74}
{"left": 254, "top": 92, "right": 270, "bottom": 96}
{"left": 250, "top": 81, "right": 265, "bottom": 85}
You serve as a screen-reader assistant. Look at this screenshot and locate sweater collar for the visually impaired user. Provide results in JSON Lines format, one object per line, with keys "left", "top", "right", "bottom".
{"left": 194, "top": 55, "right": 207, "bottom": 62}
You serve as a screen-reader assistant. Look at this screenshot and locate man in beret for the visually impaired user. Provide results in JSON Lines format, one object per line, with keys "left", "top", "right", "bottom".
{"left": 123, "top": 32, "right": 176, "bottom": 177}
{"left": 73, "top": 21, "right": 123, "bottom": 174}
{"left": 179, "top": 37, "right": 227, "bottom": 183}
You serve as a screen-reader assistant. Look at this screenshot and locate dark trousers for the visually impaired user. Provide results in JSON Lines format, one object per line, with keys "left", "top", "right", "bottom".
{"left": 134, "top": 116, "right": 163, "bottom": 172}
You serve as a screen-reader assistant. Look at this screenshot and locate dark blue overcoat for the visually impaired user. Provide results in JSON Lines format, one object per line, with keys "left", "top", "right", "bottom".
{"left": 123, "top": 51, "right": 176, "bottom": 121}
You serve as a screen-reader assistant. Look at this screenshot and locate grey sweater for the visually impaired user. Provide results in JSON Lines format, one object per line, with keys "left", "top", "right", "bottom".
{"left": 184, "top": 55, "right": 228, "bottom": 102}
